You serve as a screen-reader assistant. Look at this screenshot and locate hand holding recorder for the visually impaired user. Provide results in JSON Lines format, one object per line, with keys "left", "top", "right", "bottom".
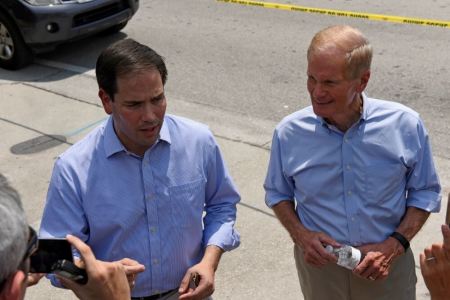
{"left": 28, "top": 234, "right": 143, "bottom": 300}
{"left": 29, "top": 236, "right": 87, "bottom": 284}
{"left": 58, "top": 234, "right": 134, "bottom": 300}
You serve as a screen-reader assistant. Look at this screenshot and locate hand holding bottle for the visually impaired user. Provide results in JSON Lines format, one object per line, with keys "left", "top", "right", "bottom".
{"left": 325, "top": 245, "right": 364, "bottom": 270}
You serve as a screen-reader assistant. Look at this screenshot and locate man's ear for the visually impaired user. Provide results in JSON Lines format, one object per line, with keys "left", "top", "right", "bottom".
{"left": 99, "top": 89, "right": 113, "bottom": 115}
{"left": 0, "top": 271, "right": 26, "bottom": 300}
{"left": 357, "top": 69, "right": 370, "bottom": 93}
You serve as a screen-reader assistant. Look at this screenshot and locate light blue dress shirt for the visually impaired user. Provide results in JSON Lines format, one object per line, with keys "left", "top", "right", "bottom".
{"left": 264, "top": 95, "right": 441, "bottom": 246}
{"left": 40, "top": 115, "right": 240, "bottom": 297}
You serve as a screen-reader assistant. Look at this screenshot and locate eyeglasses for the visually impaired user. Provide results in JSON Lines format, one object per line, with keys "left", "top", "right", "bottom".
{"left": 0, "top": 226, "right": 38, "bottom": 291}
{"left": 24, "top": 226, "right": 39, "bottom": 260}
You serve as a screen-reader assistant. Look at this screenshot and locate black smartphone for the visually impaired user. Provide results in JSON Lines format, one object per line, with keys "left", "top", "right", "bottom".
{"left": 53, "top": 259, "right": 88, "bottom": 285}
{"left": 29, "top": 238, "right": 73, "bottom": 273}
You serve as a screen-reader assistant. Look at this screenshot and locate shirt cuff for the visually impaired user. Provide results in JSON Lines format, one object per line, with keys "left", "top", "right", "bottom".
{"left": 203, "top": 223, "right": 240, "bottom": 252}
{"left": 406, "top": 190, "right": 441, "bottom": 212}
{"left": 265, "top": 191, "right": 294, "bottom": 208}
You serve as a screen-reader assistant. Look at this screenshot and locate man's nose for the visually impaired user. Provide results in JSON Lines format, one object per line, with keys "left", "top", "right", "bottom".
{"left": 141, "top": 103, "right": 156, "bottom": 121}
{"left": 312, "top": 84, "right": 327, "bottom": 98}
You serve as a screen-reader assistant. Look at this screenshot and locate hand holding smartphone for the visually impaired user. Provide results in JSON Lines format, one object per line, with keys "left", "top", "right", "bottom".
{"left": 53, "top": 259, "right": 88, "bottom": 285}
{"left": 29, "top": 238, "right": 88, "bottom": 285}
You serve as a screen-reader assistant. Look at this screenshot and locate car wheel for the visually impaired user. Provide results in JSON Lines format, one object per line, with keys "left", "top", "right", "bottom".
{"left": 0, "top": 10, "right": 33, "bottom": 70}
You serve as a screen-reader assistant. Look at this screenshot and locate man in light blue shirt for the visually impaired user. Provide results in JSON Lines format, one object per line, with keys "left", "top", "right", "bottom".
{"left": 264, "top": 25, "right": 441, "bottom": 299}
{"left": 39, "top": 39, "right": 240, "bottom": 299}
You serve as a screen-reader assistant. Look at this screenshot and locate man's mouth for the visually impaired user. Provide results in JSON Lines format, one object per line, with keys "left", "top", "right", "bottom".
{"left": 314, "top": 99, "right": 333, "bottom": 105}
{"left": 139, "top": 124, "right": 159, "bottom": 134}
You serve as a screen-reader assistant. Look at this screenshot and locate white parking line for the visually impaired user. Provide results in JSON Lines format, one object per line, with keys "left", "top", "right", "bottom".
{"left": 35, "top": 58, "right": 96, "bottom": 78}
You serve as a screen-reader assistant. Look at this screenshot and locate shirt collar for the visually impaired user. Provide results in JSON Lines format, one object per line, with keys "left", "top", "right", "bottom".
{"left": 159, "top": 116, "right": 171, "bottom": 145}
{"left": 360, "top": 92, "right": 368, "bottom": 121}
{"left": 104, "top": 116, "right": 126, "bottom": 158}
{"left": 104, "top": 116, "right": 172, "bottom": 158}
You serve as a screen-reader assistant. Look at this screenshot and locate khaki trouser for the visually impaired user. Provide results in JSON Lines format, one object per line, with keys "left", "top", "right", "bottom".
{"left": 294, "top": 245, "right": 416, "bottom": 300}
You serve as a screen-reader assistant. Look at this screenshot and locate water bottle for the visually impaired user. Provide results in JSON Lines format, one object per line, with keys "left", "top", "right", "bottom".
{"left": 325, "top": 244, "right": 364, "bottom": 270}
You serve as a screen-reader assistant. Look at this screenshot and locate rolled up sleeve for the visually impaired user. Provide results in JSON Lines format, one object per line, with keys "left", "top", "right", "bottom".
{"left": 202, "top": 138, "right": 240, "bottom": 252}
{"left": 406, "top": 120, "right": 441, "bottom": 212}
{"left": 264, "top": 129, "right": 295, "bottom": 208}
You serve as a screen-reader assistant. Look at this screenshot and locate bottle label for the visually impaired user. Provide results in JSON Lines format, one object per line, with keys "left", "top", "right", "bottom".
{"left": 325, "top": 245, "right": 362, "bottom": 270}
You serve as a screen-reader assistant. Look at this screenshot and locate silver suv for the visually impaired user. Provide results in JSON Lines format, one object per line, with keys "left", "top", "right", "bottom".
{"left": 0, "top": 0, "right": 139, "bottom": 70}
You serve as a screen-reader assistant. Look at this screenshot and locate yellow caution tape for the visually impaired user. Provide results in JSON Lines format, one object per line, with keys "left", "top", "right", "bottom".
{"left": 217, "top": 0, "right": 450, "bottom": 28}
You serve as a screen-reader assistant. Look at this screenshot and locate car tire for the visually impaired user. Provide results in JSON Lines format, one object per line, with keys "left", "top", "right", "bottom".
{"left": 0, "top": 10, "right": 33, "bottom": 70}
{"left": 102, "top": 21, "right": 128, "bottom": 35}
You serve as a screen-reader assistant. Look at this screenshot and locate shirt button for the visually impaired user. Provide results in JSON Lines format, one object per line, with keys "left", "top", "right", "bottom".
{"left": 346, "top": 165, "right": 351, "bottom": 170}
{"left": 153, "top": 259, "right": 159, "bottom": 265}
{"left": 344, "top": 138, "right": 349, "bottom": 143}
{"left": 150, "top": 227, "right": 157, "bottom": 233}
{"left": 347, "top": 190, "right": 352, "bottom": 195}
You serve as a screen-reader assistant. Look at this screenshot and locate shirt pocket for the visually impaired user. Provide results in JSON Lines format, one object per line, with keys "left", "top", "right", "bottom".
{"left": 168, "top": 178, "right": 206, "bottom": 228}
{"left": 364, "top": 163, "right": 407, "bottom": 205}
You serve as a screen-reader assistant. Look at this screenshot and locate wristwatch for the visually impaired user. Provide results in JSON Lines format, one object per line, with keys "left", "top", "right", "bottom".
{"left": 390, "top": 231, "right": 410, "bottom": 252}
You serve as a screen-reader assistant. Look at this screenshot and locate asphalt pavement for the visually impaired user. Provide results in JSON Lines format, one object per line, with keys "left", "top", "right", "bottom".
{"left": 1, "top": 0, "right": 450, "bottom": 299}
{"left": 1, "top": 60, "right": 448, "bottom": 299}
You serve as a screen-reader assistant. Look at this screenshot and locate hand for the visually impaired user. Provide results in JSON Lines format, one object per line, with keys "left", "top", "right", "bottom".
{"left": 420, "top": 225, "right": 450, "bottom": 300}
{"left": 294, "top": 229, "right": 340, "bottom": 267}
{"left": 178, "top": 262, "right": 215, "bottom": 300}
{"left": 117, "top": 258, "right": 146, "bottom": 290}
{"left": 354, "top": 237, "right": 403, "bottom": 281}
{"left": 57, "top": 234, "right": 131, "bottom": 300}
{"left": 72, "top": 251, "right": 145, "bottom": 289}
{"left": 27, "top": 273, "right": 44, "bottom": 287}
{"left": 271, "top": 201, "right": 337, "bottom": 267}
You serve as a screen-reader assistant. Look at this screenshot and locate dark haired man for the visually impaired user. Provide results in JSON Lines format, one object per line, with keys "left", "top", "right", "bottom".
{"left": 264, "top": 25, "right": 441, "bottom": 299}
{"left": 39, "top": 39, "right": 240, "bottom": 299}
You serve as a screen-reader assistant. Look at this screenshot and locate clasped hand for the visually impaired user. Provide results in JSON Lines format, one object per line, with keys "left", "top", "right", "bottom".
{"left": 353, "top": 237, "right": 404, "bottom": 281}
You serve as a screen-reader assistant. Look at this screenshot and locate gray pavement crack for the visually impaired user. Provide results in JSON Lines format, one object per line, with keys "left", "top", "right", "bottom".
{"left": 238, "top": 202, "right": 275, "bottom": 218}
{"left": 22, "top": 83, "right": 101, "bottom": 108}
{"left": 214, "top": 133, "right": 271, "bottom": 150}
{"left": 0, "top": 117, "right": 73, "bottom": 147}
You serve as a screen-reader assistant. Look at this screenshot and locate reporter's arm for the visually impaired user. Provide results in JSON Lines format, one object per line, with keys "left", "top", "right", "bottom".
{"left": 58, "top": 234, "right": 131, "bottom": 300}
{"left": 116, "top": 257, "right": 145, "bottom": 290}
{"left": 27, "top": 273, "right": 44, "bottom": 287}
{"left": 420, "top": 225, "right": 450, "bottom": 300}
